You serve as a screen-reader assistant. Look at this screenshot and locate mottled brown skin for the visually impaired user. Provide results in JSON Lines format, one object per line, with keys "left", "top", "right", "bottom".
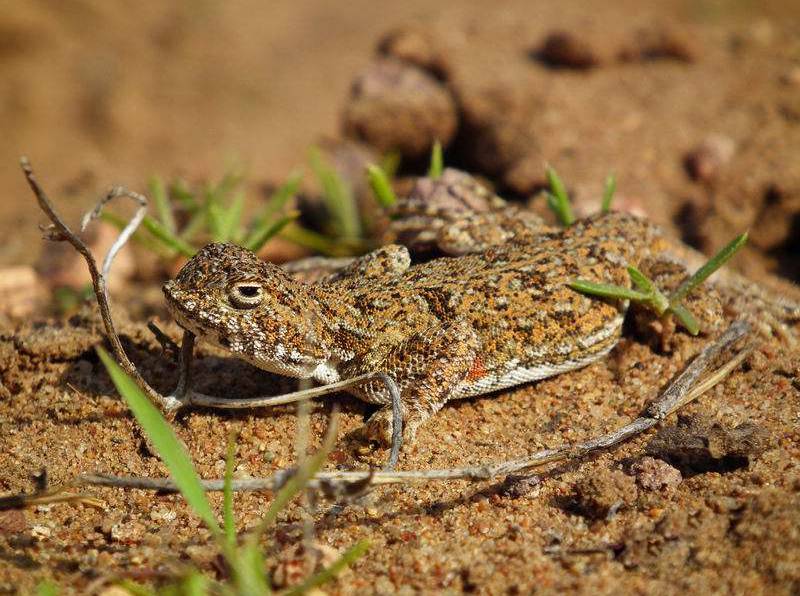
{"left": 164, "top": 212, "right": 669, "bottom": 444}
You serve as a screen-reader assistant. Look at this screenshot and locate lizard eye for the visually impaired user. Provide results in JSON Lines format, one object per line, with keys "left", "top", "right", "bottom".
{"left": 228, "top": 282, "right": 263, "bottom": 309}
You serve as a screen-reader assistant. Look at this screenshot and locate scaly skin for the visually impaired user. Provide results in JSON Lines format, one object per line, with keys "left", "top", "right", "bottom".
{"left": 164, "top": 212, "right": 674, "bottom": 444}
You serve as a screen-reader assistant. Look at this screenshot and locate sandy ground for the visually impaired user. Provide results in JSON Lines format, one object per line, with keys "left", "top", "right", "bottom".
{"left": 2, "top": 1, "right": 800, "bottom": 594}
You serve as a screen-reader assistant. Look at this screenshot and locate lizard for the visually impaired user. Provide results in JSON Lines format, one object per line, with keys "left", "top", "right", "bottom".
{"left": 163, "top": 175, "right": 776, "bottom": 446}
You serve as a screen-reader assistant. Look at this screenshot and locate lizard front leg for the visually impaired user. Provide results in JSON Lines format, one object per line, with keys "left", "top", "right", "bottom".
{"left": 344, "top": 318, "right": 480, "bottom": 446}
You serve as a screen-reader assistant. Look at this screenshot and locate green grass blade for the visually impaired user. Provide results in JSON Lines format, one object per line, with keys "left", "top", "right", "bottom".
{"left": 243, "top": 210, "right": 300, "bottom": 253}
{"left": 251, "top": 170, "right": 303, "bottom": 230}
{"left": 141, "top": 215, "right": 197, "bottom": 257}
{"left": 207, "top": 201, "right": 226, "bottom": 243}
{"left": 626, "top": 265, "right": 669, "bottom": 313}
{"left": 179, "top": 207, "right": 209, "bottom": 243}
{"left": 223, "top": 433, "right": 237, "bottom": 552}
{"left": 546, "top": 193, "right": 576, "bottom": 227}
{"left": 245, "top": 413, "right": 339, "bottom": 547}
{"left": 233, "top": 543, "right": 271, "bottom": 596}
{"left": 214, "top": 169, "right": 245, "bottom": 201}
{"left": 366, "top": 164, "right": 397, "bottom": 208}
{"left": 218, "top": 191, "right": 246, "bottom": 243}
{"left": 148, "top": 176, "right": 176, "bottom": 233}
{"left": 379, "top": 151, "right": 401, "bottom": 179}
{"left": 96, "top": 347, "right": 222, "bottom": 539}
{"left": 100, "top": 211, "right": 168, "bottom": 256}
{"left": 203, "top": 171, "right": 245, "bottom": 243}
{"left": 669, "top": 232, "right": 748, "bottom": 306}
{"left": 178, "top": 571, "right": 211, "bottom": 596}
{"left": 309, "top": 147, "right": 362, "bottom": 239}
{"left": 545, "top": 167, "right": 575, "bottom": 226}
{"left": 569, "top": 280, "right": 650, "bottom": 302}
{"left": 284, "top": 539, "right": 370, "bottom": 596}
{"left": 428, "top": 139, "right": 443, "bottom": 179}
{"left": 601, "top": 173, "right": 616, "bottom": 213}
{"left": 669, "top": 303, "right": 700, "bottom": 335}
{"left": 35, "top": 582, "right": 60, "bottom": 596}
{"left": 170, "top": 178, "right": 198, "bottom": 212}
{"left": 626, "top": 265, "right": 656, "bottom": 294}
{"left": 280, "top": 223, "right": 352, "bottom": 256}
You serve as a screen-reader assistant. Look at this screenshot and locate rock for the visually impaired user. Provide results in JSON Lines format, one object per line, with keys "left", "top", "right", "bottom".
{"left": 502, "top": 151, "right": 548, "bottom": 196}
{"left": 0, "top": 266, "right": 47, "bottom": 319}
{"left": 536, "top": 31, "right": 601, "bottom": 70}
{"left": 618, "top": 26, "right": 699, "bottom": 63}
{"left": 0, "top": 510, "right": 27, "bottom": 535}
{"left": 457, "top": 86, "right": 541, "bottom": 192}
{"left": 630, "top": 456, "right": 682, "bottom": 492}
{"left": 684, "top": 134, "right": 736, "bottom": 184}
{"left": 646, "top": 414, "right": 772, "bottom": 474}
{"left": 749, "top": 183, "right": 800, "bottom": 251}
{"left": 342, "top": 58, "right": 458, "bottom": 159}
{"left": 500, "top": 474, "right": 542, "bottom": 499}
{"left": 377, "top": 26, "right": 450, "bottom": 79}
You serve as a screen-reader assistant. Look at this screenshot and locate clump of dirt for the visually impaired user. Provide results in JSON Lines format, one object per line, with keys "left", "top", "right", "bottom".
{"left": 342, "top": 57, "right": 458, "bottom": 159}
{"left": 570, "top": 467, "right": 638, "bottom": 519}
{"left": 646, "top": 414, "right": 772, "bottom": 474}
{"left": 629, "top": 456, "right": 683, "bottom": 493}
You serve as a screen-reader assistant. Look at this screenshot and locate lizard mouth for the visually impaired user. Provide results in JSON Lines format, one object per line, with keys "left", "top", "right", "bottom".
{"left": 162, "top": 282, "right": 212, "bottom": 339}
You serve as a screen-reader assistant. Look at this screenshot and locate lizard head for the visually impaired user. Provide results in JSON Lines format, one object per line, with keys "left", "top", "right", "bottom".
{"left": 163, "top": 243, "right": 333, "bottom": 379}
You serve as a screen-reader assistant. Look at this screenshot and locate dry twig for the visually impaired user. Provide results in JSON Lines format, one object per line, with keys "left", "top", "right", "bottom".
{"left": 79, "top": 320, "right": 752, "bottom": 493}
{"left": 22, "top": 158, "right": 173, "bottom": 411}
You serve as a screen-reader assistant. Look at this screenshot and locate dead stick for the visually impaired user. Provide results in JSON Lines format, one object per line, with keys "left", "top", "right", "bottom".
{"left": 21, "top": 158, "right": 174, "bottom": 412}
{"left": 78, "top": 320, "right": 751, "bottom": 492}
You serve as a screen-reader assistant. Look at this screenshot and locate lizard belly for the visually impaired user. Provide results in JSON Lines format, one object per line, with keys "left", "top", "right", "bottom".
{"left": 450, "top": 340, "right": 616, "bottom": 400}
{"left": 450, "top": 310, "right": 624, "bottom": 400}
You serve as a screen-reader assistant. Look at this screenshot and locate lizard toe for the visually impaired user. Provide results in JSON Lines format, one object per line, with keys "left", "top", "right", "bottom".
{"left": 364, "top": 406, "right": 418, "bottom": 449}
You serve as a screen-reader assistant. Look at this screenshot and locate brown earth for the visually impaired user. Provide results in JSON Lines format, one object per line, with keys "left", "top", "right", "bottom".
{"left": 2, "top": 1, "right": 800, "bottom": 594}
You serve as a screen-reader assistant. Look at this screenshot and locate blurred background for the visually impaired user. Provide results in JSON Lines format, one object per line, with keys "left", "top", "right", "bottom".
{"left": 1, "top": 0, "right": 798, "bottom": 284}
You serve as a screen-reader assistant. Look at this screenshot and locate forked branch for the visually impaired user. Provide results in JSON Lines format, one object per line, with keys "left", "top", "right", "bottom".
{"left": 21, "top": 157, "right": 172, "bottom": 411}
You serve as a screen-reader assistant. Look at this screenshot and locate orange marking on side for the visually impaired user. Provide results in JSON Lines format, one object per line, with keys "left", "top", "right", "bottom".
{"left": 466, "top": 356, "right": 487, "bottom": 382}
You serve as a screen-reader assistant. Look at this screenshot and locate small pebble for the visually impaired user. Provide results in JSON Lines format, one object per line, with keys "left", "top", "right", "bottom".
{"left": 684, "top": 134, "right": 736, "bottom": 183}
{"left": 536, "top": 31, "right": 600, "bottom": 69}
{"left": 630, "top": 456, "right": 682, "bottom": 492}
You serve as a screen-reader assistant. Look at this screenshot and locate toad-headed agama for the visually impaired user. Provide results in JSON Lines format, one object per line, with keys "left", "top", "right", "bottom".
{"left": 164, "top": 201, "right": 764, "bottom": 446}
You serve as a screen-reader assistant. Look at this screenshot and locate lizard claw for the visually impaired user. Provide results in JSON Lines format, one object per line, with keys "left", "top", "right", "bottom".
{"left": 365, "top": 406, "right": 417, "bottom": 448}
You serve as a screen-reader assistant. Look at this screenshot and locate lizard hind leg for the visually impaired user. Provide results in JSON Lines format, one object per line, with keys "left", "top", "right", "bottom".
{"left": 356, "top": 319, "right": 481, "bottom": 447}
{"left": 436, "top": 208, "right": 557, "bottom": 255}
